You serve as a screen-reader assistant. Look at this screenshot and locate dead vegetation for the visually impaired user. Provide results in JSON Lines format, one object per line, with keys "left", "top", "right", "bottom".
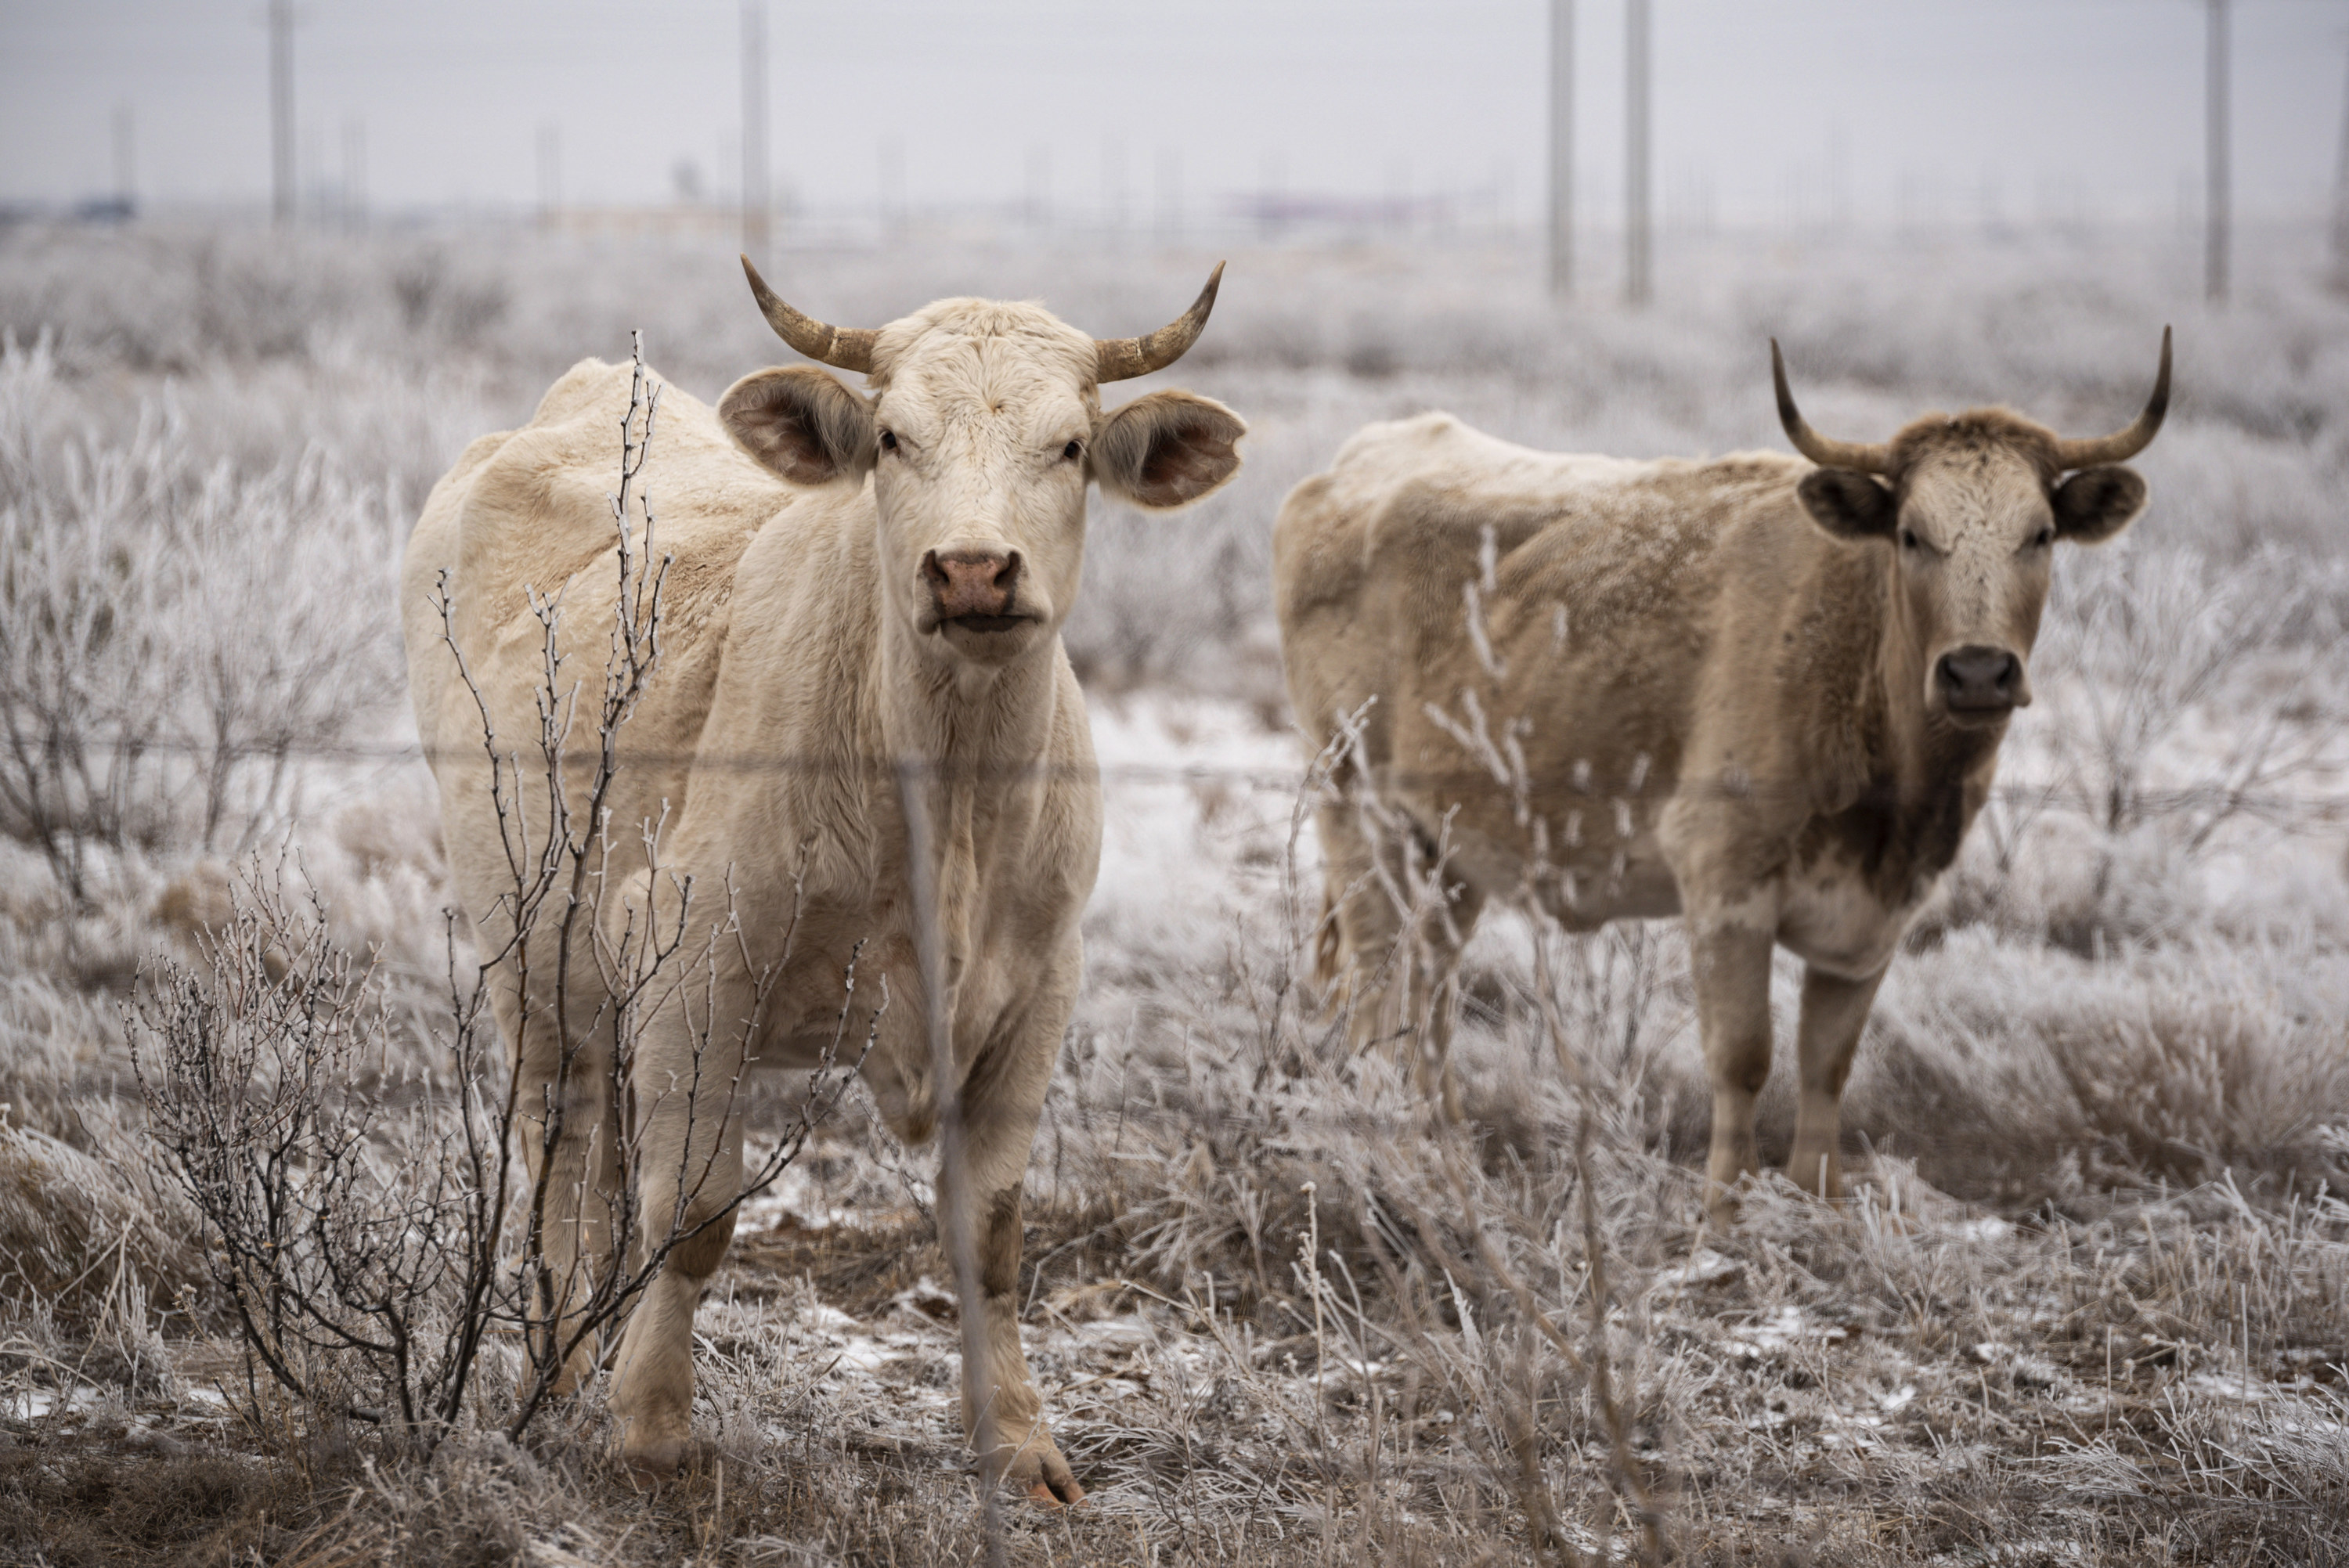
{"left": 2, "top": 222, "right": 2347, "bottom": 1564}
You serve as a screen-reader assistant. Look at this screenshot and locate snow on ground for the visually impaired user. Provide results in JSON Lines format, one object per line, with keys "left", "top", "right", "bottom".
{"left": 1082, "top": 688, "right": 1310, "bottom": 976}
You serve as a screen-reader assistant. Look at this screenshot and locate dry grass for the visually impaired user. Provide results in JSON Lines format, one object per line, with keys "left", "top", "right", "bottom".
{"left": 1, "top": 218, "right": 2345, "bottom": 1564}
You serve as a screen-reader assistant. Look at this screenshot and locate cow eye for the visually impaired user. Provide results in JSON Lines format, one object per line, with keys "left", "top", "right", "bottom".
{"left": 878, "top": 430, "right": 898, "bottom": 453}
{"left": 2031, "top": 525, "right": 2055, "bottom": 548}
{"left": 1062, "top": 439, "right": 1083, "bottom": 462}
{"left": 1899, "top": 528, "right": 1921, "bottom": 551}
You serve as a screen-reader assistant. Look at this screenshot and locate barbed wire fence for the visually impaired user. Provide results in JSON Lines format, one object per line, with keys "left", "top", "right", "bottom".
{"left": 26, "top": 730, "right": 2349, "bottom": 819}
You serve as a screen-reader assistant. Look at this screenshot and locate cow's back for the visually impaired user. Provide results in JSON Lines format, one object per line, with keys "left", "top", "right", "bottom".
{"left": 1275, "top": 412, "right": 1826, "bottom": 899}
{"left": 1275, "top": 411, "right": 1697, "bottom": 763}
{"left": 401, "top": 359, "right": 796, "bottom": 939}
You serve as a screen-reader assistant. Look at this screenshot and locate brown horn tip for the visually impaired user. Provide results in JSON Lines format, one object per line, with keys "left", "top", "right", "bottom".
{"left": 2053, "top": 325, "right": 2170, "bottom": 470}
{"left": 1095, "top": 261, "right": 1225, "bottom": 383}
{"left": 1771, "top": 337, "right": 1890, "bottom": 474}
{"left": 740, "top": 254, "right": 876, "bottom": 374}
{"left": 1770, "top": 337, "right": 1799, "bottom": 437}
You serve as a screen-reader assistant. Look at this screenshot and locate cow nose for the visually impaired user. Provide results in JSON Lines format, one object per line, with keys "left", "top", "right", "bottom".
{"left": 1936, "top": 646, "right": 2022, "bottom": 712}
{"left": 922, "top": 549, "right": 1022, "bottom": 620}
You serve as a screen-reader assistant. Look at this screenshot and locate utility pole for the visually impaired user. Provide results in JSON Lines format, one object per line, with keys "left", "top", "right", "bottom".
{"left": 742, "top": 0, "right": 770, "bottom": 263}
{"left": 1548, "top": 0, "right": 1574, "bottom": 296}
{"left": 341, "top": 117, "right": 365, "bottom": 231}
{"left": 879, "top": 136, "right": 904, "bottom": 243}
{"left": 1025, "top": 146, "right": 1051, "bottom": 233}
{"left": 2205, "top": 0, "right": 2230, "bottom": 303}
{"left": 1625, "top": 0, "right": 1652, "bottom": 307}
{"left": 112, "top": 103, "right": 135, "bottom": 212}
{"left": 1102, "top": 136, "right": 1127, "bottom": 248}
{"left": 2330, "top": 33, "right": 2349, "bottom": 289}
{"left": 269, "top": 0, "right": 294, "bottom": 225}
{"left": 537, "top": 123, "right": 561, "bottom": 230}
{"left": 1156, "top": 147, "right": 1182, "bottom": 249}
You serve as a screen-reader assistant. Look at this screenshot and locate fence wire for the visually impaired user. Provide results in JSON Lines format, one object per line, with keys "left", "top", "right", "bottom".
{"left": 39, "top": 731, "right": 2349, "bottom": 824}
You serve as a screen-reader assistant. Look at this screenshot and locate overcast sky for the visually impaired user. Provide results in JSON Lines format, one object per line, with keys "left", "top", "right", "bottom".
{"left": 4, "top": 0, "right": 2346, "bottom": 225}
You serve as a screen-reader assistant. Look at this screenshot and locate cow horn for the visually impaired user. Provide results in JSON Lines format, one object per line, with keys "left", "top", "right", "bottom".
{"left": 2051, "top": 326, "right": 2171, "bottom": 470}
{"left": 740, "top": 254, "right": 876, "bottom": 374}
{"left": 1771, "top": 339, "right": 1889, "bottom": 474}
{"left": 1094, "top": 262, "right": 1225, "bottom": 383}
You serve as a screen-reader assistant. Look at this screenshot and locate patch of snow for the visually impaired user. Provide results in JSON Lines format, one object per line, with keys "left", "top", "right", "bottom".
{"left": 1653, "top": 1248, "right": 1742, "bottom": 1292}
{"left": 2, "top": 1383, "right": 103, "bottom": 1419}
{"left": 1723, "top": 1304, "right": 1847, "bottom": 1358}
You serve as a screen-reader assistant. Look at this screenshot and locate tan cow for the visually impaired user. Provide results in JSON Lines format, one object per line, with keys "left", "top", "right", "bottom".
{"left": 1275, "top": 336, "right": 2168, "bottom": 1220}
{"left": 401, "top": 262, "right": 1244, "bottom": 1496}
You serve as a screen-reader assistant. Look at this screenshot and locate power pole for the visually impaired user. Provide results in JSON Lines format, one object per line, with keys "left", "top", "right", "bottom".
{"left": 2205, "top": 0, "right": 2230, "bottom": 303}
{"left": 112, "top": 103, "right": 135, "bottom": 212}
{"left": 1102, "top": 136, "right": 1127, "bottom": 248}
{"left": 537, "top": 123, "right": 561, "bottom": 230}
{"left": 2331, "top": 32, "right": 2349, "bottom": 289}
{"left": 1548, "top": 0, "right": 1574, "bottom": 297}
{"left": 1156, "top": 147, "right": 1182, "bottom": 249}
{"left": 269, "top": 0, "right": 294, "bottom": 225}
{"left": 742, "top": 0, "right": 770, "bottom": 263}
{"left": 879, "top": 136, "right": 904, "bottom": 243}
{"left": 1625, "top": 0, "right": 1652, "bottom": 307}
{"left": 341, "top": 117, "right": 365, "bottom": 232}
{"left": 1025, "top": 145, "right": 1051, "bottom": 233}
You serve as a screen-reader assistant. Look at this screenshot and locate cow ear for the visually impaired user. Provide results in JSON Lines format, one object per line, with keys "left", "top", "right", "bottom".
{"left": 719, "top": 366, "right": 875, "bottom": 486}
{"left": 1092, "top": 391, "right": 1246, "bottom": 510}
{"left": 1796, "top": 469, "right": 1897, "bottom": 541}
{"left": 2051, "top": 465, "right": 2147, "bottom": 544}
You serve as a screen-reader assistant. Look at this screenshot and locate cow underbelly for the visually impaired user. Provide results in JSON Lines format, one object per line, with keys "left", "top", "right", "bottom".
{"left": 1774, "top": 867, "right": 1921, "bottom": 979}
{"left": 745, "top": 909, "right": 1075, "bottom": 1072}
{"left": 1540, "top": 860, "right": 1683, "bottom": 929}
{"left": 1439, "top": 817, "right": 1683, "bottom": 929}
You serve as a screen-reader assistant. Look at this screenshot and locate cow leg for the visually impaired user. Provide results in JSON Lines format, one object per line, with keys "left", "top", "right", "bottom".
{"left": 1414, "top": 876, "right": 1485, "bottom": 1125}
{"left": 501, "top": 976, "right": 622, "bottom": 1397}
{"left": 1319, "top": 796, "right": 1483, "bottom": 1118}
{"left": 1313, "top": 797, "right": 1405, "bottom": 1042}
{"left": 1786, "top": 964, "right": 1885, "bottom": 1201}
{"left": 1687, "top": 913, "right": 1777, "bottom": 1229}
{"left": 608, "top": 1054, "right": 748, "bottom": 1480}
{"left": 943, "top": 1004, "right": 1084, "bottom": 1507}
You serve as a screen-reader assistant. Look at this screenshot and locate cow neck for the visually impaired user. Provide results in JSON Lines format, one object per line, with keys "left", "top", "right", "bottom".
{"left": 1860, "top": 546, "right": 2003, "bottom": 878}
{"left": 875, "top": 612, "right": 1063, "bottom": 777}
{"left": 876, "top": 610, "right": 1064, "bottom": 1003}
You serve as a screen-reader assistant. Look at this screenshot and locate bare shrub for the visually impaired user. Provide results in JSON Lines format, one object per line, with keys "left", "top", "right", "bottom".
{"left": 5, "top": 225, "right": 2347, "bottom": 1563}
{"left": 2035, "top": 543, "right": 2347, "bottom": 845}
{"left": 127, "top": 344, "right": 864, "bottom": 1462}
{"left": 0, "top": 1119, "right": 200, "bottom": 1334}
{"left": 0, "top": 331, "right": 404, "bottom": 904}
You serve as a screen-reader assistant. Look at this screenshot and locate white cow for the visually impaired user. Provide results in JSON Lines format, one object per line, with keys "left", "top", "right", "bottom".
{"left": 402, "top": 261, "right": 1245, "bottom": 1497}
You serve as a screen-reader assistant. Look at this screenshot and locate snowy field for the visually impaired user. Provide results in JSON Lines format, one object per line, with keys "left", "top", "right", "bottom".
{"left": 2, "top": 217, "right": 2347, "bottom": 1565}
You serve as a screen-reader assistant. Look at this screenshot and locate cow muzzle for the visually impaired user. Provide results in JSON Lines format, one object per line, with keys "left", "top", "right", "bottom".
{"left": 1935, "top": 645, "right": 2026, "bottom": 723}
{"left": 919, "top": 548, "right": 1032, "bottom": 636}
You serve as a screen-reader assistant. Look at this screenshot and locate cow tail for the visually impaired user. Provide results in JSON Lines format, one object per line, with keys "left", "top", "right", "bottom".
{"left": 1311, "top": 883, "right": 1344, "bottom": 1002}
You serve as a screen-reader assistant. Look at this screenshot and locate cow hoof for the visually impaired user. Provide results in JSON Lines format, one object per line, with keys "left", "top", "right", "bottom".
{"left": 1027, "top": 1472, "right": 1088, "bottom": 1509}
{"left": 617, "top": 1434, "right": 689, "bottom": 1487}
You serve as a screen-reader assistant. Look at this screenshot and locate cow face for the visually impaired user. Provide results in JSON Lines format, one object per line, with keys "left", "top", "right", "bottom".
{"left": 1796, "top": 434, "right": 2149, "bottom": 726}
{"left": 720, "top": 274, "right": 1243, "bottom": 672}
{"left": 1774, "top": 336, "right": 2168, "bottom": 730}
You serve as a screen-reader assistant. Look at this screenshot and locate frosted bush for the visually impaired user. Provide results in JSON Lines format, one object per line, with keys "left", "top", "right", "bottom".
{"left": 0, "top": 333, "right": 405, "bottom": 902}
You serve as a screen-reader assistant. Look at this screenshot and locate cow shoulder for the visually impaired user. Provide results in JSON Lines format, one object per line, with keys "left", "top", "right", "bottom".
{"left": 1691, "top": 489, "right": 1887, "bottom": 834}
{"left": 666, "top": 482, "right": 889, "bottom": 903}
{"left": 402, "top": 426, "right": 518, "bottom": 753}
{"left": 453, "top": 363, "right": 786, "bottom": 649}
